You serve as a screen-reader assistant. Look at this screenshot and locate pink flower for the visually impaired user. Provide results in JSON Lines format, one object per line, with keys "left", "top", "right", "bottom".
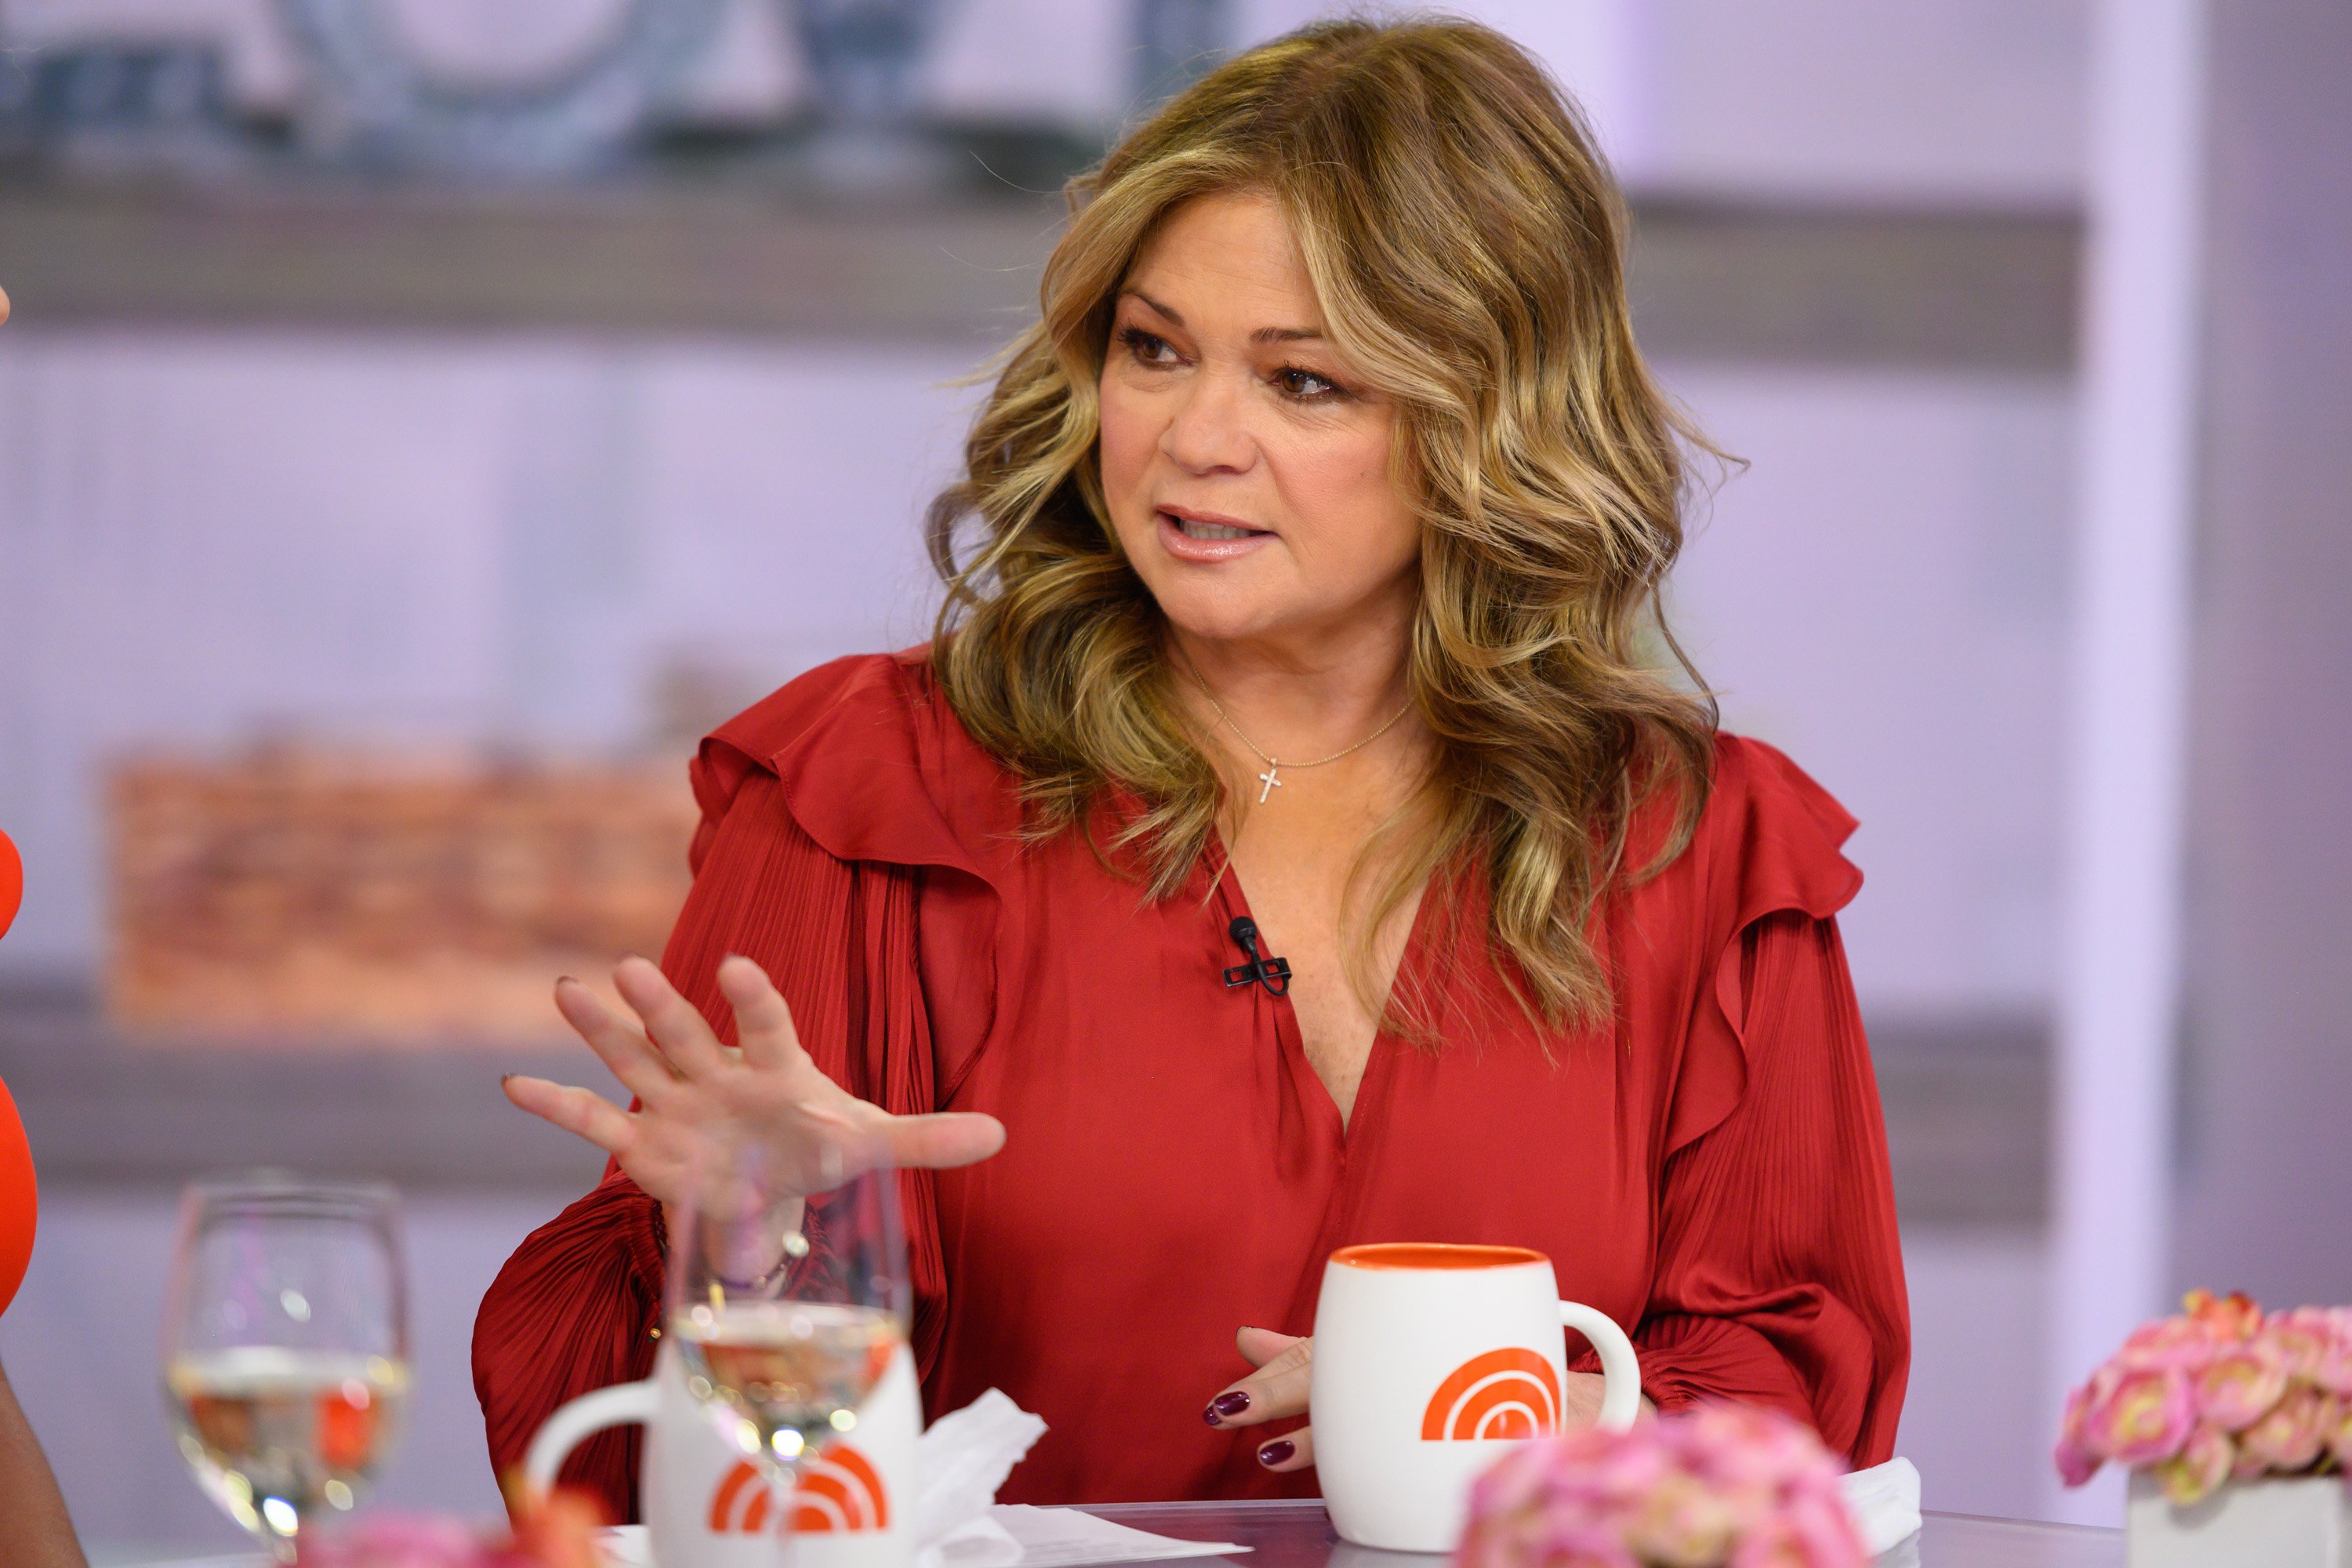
{"left": 2118, "top": 1316, "right": 2230, "bottom": 1372}
{"left": 2154, "top": 1424, "right": 2235, "bottom": 1506}
{"left": 2183, "top": 1289, "right": 2263, "bottom": 1341}
{"left": 1523, "top": 1526, "right": 1639, "bottom": 1568}
{"left": 1457, "top": 1489, "right": 1638, "bottom": 1568}
{"left": 1777, "top": 1490, "right": 1868, "bottom": 1568}
{"left": 2327, "top": 1399, "right": 2352, "bottom": 1470}
{"left": 2237, "top": 1384, "right": 2333, "bottom": 1474}
{"left": 2194, "top": 1345, "right": 2290, "bottom": 1432}
{"left": 1723, "top": 1493, "right": 1866, "bottom": 1568}
{"left": 1467, "top": 1444, "right": 1555, "bottom": 1521}
{"left": 2256, "top": 1313, "right": 2335, "bottom": 1380}
{"left": 2053, "top": 1384, "right": 2103, "bottom": 1487}
{"left": 2084, "top": 1366, "right": 2196, "bottom": 1466}
{"left": 2305, "top": 1319, "right": 2352, "bottom": 1396}
{"left": 1678, "top": 1406, "right": 1817, "bottom": 1495}
{"left": 296, "top": 1517, "right": 497, "bottom": 1568}
{"left": 1455, "top": 1406, "right": 1860, "bottom": 1568}
{"left": 1623, "top": 1471, "right": 1744, "bottom": 1568}
{"left": 1537, "top": 1427, "right": 1672, "bottom": 1513}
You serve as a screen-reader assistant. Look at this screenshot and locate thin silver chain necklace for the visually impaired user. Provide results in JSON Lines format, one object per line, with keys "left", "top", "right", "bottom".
{"left": 1185, "top": 669, "right": 1414, "bottom": 804}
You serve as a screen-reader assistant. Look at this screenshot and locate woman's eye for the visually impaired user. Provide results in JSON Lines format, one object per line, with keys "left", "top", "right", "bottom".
{"left": 1120, "top": 327, "right": 1178, "bottom": 366}
{"left": 1277, "top": 367, "right": 1341, "bottom": 401}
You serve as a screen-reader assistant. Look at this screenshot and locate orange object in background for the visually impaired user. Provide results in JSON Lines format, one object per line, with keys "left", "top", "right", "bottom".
{"left": 0, "top": 826, "right": 20, "bottom": 942}
{"left": 0, "top": 1077, "right": 30, "bottom": 1316}
{"left": 1, "top": 827, "right": 34, "bottom": 1314}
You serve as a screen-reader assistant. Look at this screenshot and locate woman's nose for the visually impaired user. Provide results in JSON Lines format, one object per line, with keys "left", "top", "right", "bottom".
{"left": 1157, "top": 371, "right": 1255, "bottom": 475}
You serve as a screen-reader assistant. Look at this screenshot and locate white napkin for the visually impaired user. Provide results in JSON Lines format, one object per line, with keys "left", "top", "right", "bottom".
{"left": 597, "top": 1526, "right": 653, "bottom": 1567}
{"left": 925, "top": 1514, "right": 1027, "bottom": 1568}
{"left": 916, "top": 1389, "right": 1050, "bottom": 1554}
{"left": 912, "top": 1394, "right": 1246, "bottom": 1568}
{"left": 983, "top": 1507, "right": 1245, "bottom": 1566}
{"left": 1838, "top": 1457, "right": 1922, "bottom": 1556}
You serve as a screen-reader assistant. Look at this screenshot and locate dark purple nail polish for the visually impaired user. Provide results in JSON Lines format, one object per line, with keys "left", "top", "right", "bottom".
{"left": 1258, "top": 1439, "right": 1294, "bottom": 1467}
{"left": 1204, "top": 1391, "right": 1251, "bottom": 1425}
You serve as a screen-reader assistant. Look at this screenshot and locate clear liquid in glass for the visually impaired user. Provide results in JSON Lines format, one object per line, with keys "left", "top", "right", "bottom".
{"left": 673, "top": 1299, "right": 902, "bottom": 1465}
{"left": 165, "top": 1345, "right": 410, "bottom": 1548}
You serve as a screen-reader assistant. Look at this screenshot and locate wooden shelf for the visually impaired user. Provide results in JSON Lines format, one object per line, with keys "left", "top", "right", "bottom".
{"left": 0, "top": 175, "right": 2079, "bottom": 371}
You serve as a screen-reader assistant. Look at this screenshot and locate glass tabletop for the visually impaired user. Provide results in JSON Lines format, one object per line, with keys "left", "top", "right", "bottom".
{"left": 1081, "top": 1499, "right": 2125, "bottom": 1568}
{"left": 106, "top": 1500, "right": 2124, "bottom": 1568}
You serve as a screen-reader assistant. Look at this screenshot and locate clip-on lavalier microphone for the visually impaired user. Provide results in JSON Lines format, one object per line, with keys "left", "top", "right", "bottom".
{"left": 1223, "top": 916, "right": 1293, "bottom": 997}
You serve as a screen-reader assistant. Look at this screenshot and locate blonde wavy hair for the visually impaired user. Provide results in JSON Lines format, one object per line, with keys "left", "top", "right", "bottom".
{"left": 926, "top": 14, "right": 1722, "bottom": 1031}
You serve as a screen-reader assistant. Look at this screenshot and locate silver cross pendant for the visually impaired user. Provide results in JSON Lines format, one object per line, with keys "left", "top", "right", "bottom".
{"left": 1256, "top": 764, "right": 1283, "bottom": 804}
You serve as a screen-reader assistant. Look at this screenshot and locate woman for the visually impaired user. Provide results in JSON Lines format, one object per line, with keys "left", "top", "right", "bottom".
{"left": 474, "top": 16, "right": 1907, "bottom": 1516}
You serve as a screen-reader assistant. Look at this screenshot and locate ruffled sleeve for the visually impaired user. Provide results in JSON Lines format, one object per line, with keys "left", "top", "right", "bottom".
{"left": 473, "top": 654, "right": 975, "bottom": 1519}
{"left": 1577, "top": 737, "right": 1909, "bottom": 1464}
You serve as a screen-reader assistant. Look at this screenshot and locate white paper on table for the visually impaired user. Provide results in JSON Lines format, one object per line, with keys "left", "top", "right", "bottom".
{"left": 1839, "top": 1457, "right": 1923, "bottom": 1556}
{"left": 984, "top": 1505, "right": 1250, "bottom": 1567}
{"left": 602, "top": 1502, "right": 1244, "bottom": 1568}
{"left": 598, "top": 1524, "right": 652, "bottom": 1567}
{"left": 599, "top": 1515, "right": 1024, "bottom": 1568}
{"left": 924, "top": 1513, "right": 1025, "bottom": 1568}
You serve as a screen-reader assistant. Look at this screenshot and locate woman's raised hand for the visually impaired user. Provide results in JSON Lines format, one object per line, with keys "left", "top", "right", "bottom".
{"left": 501, "top": 953, "right": 1006, "bottom": 1209}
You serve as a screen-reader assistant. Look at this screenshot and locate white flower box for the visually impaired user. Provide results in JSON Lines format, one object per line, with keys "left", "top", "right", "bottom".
{"left": 2128, "top": 1471, "right": 2352, "bottom": 1568}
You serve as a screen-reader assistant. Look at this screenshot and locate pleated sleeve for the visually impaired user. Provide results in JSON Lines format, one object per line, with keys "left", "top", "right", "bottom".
{"left": 1577, "top": 739, "right": 1910, "bottom": 1465}
{"left": 472, "top": 655, "right": 962, "bottom": 1519}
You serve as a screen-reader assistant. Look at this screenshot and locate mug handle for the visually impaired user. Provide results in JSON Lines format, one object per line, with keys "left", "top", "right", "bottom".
{"left": 1559, "top": 1301, "right": 1642, "bottom": 1432}
{"left": 522, "top": 1378, "right": 659, "bottom": 1496}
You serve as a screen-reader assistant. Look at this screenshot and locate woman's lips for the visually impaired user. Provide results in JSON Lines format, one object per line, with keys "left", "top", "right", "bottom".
{"left": 1156, "top": 510, "right": 1275, "bottom": 563}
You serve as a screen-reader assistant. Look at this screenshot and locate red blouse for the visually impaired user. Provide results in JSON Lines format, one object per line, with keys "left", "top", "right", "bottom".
{"left": 473, "top": 652, "right": 1908, "bottom": 1517}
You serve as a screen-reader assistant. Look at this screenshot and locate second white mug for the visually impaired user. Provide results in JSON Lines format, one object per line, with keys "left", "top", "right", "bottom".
{"left": 1310, "top": 1242, "right": 1641, "bottom": 1553}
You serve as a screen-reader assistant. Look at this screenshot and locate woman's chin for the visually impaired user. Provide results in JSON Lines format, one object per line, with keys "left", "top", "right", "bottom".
{"left": 1158, "top": 603, "right": 1345, "bottom": 652}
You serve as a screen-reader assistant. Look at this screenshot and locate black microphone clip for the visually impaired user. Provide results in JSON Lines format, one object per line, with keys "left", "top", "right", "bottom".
{"left": 1223, "top": 916, "right": 1293, "bottom": 997}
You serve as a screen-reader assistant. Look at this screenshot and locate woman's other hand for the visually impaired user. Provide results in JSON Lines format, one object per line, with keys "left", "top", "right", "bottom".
{"left": 1203, "top": 1330, "right": 1635, "bottom": 1473}
{"left": 1203, "top": 1327, "right": 1315, "bottom": 1472}
{"left": 502, "top": 953, "right": 1006, "bottom": 1209}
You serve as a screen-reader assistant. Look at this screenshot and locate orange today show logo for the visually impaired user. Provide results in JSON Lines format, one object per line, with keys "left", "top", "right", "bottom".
{"left": 1421, "top": 1347, "right": 1563, "bottom": 1441}
{"left": 709, "top": 1443, "right": 890, "bottom": 1536}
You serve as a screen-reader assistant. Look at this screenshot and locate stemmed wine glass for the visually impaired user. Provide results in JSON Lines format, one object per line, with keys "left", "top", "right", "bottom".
{"left": 666, "top": 1127, "right": 909, "bottom": 1552}
{"left": 162, "top": 1175, "right": 411, "bottom": 1563}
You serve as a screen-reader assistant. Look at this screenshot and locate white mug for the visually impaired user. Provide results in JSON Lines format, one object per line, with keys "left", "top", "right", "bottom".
{"left": 1310, "top": 1243, "right": 1642, "bottom": 1553}
{"left": 525, "top": 1341, "right": 920, "bottom": 1568}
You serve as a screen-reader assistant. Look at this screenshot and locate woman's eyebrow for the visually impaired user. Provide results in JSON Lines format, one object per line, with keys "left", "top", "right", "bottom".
{"left": 1121, "top": 288, "right": 1185, "bottom": 327}
{"left": 1119, "top": 289, "right": 1325, "bottom": 345}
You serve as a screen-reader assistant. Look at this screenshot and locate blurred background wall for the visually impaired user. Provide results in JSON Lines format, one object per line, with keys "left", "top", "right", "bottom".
{"left": 0, "top": 0, "right": 2334, "bottom": 1556}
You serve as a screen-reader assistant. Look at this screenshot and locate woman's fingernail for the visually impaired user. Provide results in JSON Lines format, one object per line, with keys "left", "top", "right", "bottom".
{"left": 1258, "top": 1439, "right": 1294, "bottom": 1467}
{"left": 1204, "top": 1391, "right": 1250, "bottom": 1425}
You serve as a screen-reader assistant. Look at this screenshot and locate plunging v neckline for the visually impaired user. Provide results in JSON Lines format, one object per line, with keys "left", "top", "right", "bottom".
{"left": 1205, "top": 830, "right": 1437, "bottom": 1141}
